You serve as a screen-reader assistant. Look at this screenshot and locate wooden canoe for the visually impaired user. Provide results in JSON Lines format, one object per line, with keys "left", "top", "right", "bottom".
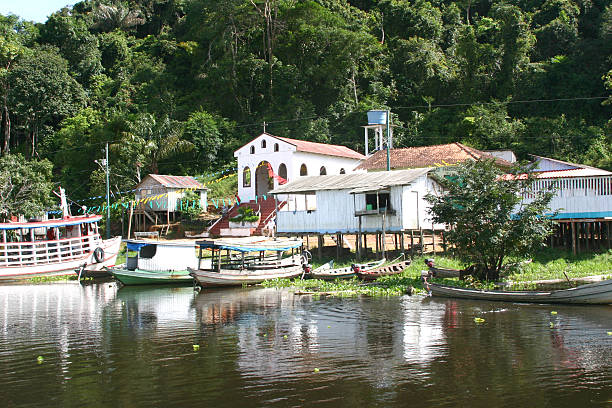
{"left": 309, "top": 259, "right": 386, "bottom": 280}
{"left": 426, "top": 279, "right": 612, "bottom": 305}
{"left": 429, "top": 266, "right": 462, "bottom": 279}
{"left": 188, "top": 264, "right": 304, "bottom": 287}
{"left": 355, "top": 259, "right": 412, "bottom": 281}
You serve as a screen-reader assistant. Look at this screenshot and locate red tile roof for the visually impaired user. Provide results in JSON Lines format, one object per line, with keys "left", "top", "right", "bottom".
{"left": 355, "top": 143, "right": 512, "bottom": 171}
{"left": 145, "top": 174, "right": 207, "bottom": 189}
{"left": 274, "top": 136, "right": 366, "bottom": 160}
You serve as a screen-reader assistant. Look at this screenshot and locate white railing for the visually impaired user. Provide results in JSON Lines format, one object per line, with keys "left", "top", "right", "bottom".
{"left": 523, "top": 175, "right": 612, "bottom": 199}
{"left": 0, "top": 235, "right": 101, "bottom": 267}
{"left": 522, "top": 175, "right": 612, "bottom": 217}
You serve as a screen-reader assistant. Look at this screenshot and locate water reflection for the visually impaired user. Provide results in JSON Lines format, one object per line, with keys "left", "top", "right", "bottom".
{"left": 0, "top": 283, "right": 610, "bottom": 407}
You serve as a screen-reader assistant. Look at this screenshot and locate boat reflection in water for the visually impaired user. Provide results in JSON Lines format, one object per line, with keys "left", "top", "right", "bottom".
{"left": 1, "top": 284, "right": 612, "bottom": 407}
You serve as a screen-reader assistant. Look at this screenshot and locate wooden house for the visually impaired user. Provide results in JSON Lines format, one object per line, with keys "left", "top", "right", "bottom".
{"left": 519, "top": 156, "right": 612, "bottom": 252}
{"left": 132, "top": 175, "right": 208, "bottom": 233}
{"left": 270, "top": 168, "right": 444, "bottom": 235}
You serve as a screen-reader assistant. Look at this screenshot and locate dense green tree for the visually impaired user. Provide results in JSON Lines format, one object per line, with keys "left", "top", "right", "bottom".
{"left": 8, "top": 47, "right": 86, "bottom": 157}
{"left": 425, "top": 160, "right": 556, "bottom": 281}
{"left": 0, "top": 153, "right": 54, "bottom": 220}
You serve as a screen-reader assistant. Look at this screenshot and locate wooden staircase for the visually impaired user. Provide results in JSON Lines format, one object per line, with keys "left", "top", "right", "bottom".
{"left": 207, "top": 197, "right": 284, "bottom": 237}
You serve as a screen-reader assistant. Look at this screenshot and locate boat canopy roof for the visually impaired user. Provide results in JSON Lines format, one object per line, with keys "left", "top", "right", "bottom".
{"left": 196, "top": 237, "right": 303, "bottom": 253}
{"left": 0, "top": 215, "right": 102, "bottom": 230}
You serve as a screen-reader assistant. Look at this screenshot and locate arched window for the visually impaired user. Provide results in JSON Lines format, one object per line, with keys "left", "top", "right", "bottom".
{"left": 274, "top": 143, "right": 279, "bottom": 152}
{"left": 320, "top": 166, "right": 327, "bottom": 175}
{"left": 261, "top": 139, "right": 266, "bottom": 148}
{"left": 340, "top": 168, "right": 346, "bottom": 174}
{"left": 278, "top": 163, "right": 287, "bottom": 184}
{"left": 243, "top": 167, "right": 251, "bottom": 187}
{"left": 300, "top": 164, "right": 308, "bottom": 176}
{"left": 250, "top": 145, "right": 255, "bottom": 154}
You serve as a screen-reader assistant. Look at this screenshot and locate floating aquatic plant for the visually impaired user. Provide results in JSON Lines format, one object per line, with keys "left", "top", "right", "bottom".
{"left": 550, "top": 311, "right": 557, "bottom": 315}
{"left": 37, "top": 356, "right": 44, "bottom": 364}
{"left": 193, "top": 345, "right": 200, "bottom": 351}
{"left": 474, "top": 318, "right": 485, "bottom": 323}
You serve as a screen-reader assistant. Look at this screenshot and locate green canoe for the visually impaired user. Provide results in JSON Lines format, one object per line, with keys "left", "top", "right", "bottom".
{"left": 108, "top": 267, "right": 193, "bottom": 286}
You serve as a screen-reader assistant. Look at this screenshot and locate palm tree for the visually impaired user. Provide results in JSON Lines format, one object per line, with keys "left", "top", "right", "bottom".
{"left": 127, "top": 113, "right": 193, "bottom": 175}
{"left": 92, "top": 2, "right": 145, "bottom": 32}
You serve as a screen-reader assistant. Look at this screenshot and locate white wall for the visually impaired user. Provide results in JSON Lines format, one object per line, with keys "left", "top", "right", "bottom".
{"left": 235, "top": 134, "right": 363, "bottom": 202}
{"left": 532, "top": 158, "right": 577, "bottom": 172}
{"left": 276, "top": 174, "right": 440, "bottom": 233}
{"left": 521, "top": 175, "right": 612, "bottom": 219}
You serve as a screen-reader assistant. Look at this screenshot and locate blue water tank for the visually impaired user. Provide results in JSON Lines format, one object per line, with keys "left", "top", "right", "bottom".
{"left": 367, "top": 110, "right": 387, "bottom": 125}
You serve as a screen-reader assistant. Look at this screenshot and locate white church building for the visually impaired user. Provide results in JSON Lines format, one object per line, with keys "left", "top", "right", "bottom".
{"left": 235, "top": 133, "right": 366, "bottom": 202}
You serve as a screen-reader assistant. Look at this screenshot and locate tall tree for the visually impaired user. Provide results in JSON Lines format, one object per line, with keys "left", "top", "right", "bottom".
{"left": 426, "top": 160, "right": 556, "bottom": 281}
{"left": 0, "top": 153, "right": 54, "bottom": 220}
{"left": 8, "top": 47, "right": 86, "bottom": 157}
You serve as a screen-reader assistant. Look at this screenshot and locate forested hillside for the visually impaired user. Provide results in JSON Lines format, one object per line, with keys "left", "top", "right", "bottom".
{"left": 1, "top": 0, "right": 611, "bottom": 206}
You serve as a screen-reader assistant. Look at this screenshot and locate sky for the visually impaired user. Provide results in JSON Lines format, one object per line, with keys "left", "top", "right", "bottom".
{"left": 0, "top": 1, "right": 74, "bottom": 23}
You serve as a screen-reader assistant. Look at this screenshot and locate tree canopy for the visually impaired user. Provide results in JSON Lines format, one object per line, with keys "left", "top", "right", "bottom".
{"left": 425, "top": 160, "right": 556, "bottom": 281}
{"left": 0, "top": 154, "right": 53, "bottom": 220}
{"left": 0, "top": 0, "right": 609, "bottom": 210}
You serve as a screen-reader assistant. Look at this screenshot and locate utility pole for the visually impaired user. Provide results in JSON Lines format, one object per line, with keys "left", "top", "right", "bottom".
{"left": 105, "top": 142, "right": 111, "bottom": 239}
{"left": 386, "top": 110, "right": 391, "bottom": 171}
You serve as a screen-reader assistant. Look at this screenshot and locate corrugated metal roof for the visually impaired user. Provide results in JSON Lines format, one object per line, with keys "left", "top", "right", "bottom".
{"left": 270, "top": 168, "right": 432, "bottom": 194}
{"left": 528, "top": 155, "right": 603, "bottom": 171}
{"left": 143, "top": 174, "right": 207, "bottom": 189}
{"left": 356, "top": 143, "right": 512, "bottom": 171}
{"left": 274, "top": 136, "right": 366, "bottom": 160}
{"left": 535, "top": 168, "right": 612, "bottom": 179}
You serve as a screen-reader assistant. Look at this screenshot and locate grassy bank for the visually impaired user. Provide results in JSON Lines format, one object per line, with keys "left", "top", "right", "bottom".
{"left": 264, "top": 249, "right": 612, "bottom": 297}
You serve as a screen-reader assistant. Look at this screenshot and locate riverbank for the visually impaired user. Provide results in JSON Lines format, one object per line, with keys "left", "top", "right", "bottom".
{"left": 264, "top": 249, "right": 612, "bottom": 296}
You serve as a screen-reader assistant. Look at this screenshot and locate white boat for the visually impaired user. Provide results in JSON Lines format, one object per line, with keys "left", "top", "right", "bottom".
{"left": 189, "top": 237, "right": 306, "bottom": 287}
{"left": 427, "top": 279, "right": 612, "bottom": 305}
{"left": 0, "top": 214, "right": 121, "bottom": 281}
{"left": 107, "top": 240, "right": 207, "bottom": 285}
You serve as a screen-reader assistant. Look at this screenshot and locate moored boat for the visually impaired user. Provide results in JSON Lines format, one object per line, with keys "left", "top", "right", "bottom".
{"left": 189, "top": 237, "right": 306, "bottom": 288}
{"left": 424, "top": 259, "right": 462, "bottom": 278}
{"left": 426, "top": 279, "right": 612, "bottom": 305}
{"left": 107, "top": 240, "right": 204, "bottom": 285}
{"left": 355, "top": 257, "right": 412, "bottom": 281}
{"left": 309, "top": 258, "right": 386, "bottom": 280}
{"left": 0, "top": 214, "right": 121, "bottom": 281}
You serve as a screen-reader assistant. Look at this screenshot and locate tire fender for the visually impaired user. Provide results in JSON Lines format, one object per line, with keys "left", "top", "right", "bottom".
{"left": 93, "top": 247, "right": 105, "bottom": 263}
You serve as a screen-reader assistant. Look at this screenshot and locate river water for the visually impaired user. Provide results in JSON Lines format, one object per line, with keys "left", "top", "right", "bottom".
{"left": 0, "top": 282, "right": 610, "bottom": 407}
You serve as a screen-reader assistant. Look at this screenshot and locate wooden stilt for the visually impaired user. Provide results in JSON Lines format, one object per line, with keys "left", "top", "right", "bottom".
{"left": 571, "top": 222, "right": 576, "bottom": 255}
{"left": 432, "top": 226, "right": 436, "bottom": 255}
{"left": 442, "top": 230, "right": 446, "bottom": 253}
{"left": 419, "top": 228, "right": 424, "bottom": 255}
{"left": 375, "top": 232, "right": 379, "bottom": 256}
{"left": 336, "top": 233, "right": 341, "bottom": 260}
{"left": 317, "top": 234, "right": 324, "bottom": 259}
{"left": 586, "top": 223, "right": 590, "bottom": 252}
{"left": 410, "top": 230, "right": 414, "bottom": 256}
{"left": 400, "top": 232, "right": 405, "bottom": 253}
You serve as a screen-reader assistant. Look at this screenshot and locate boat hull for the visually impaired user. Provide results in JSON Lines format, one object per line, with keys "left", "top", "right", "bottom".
{"left": 429, "top": 266, "right": 461, "bottom": 279}
{"left": 108, "top": 267, "right": 193, "bottom": 286}
{"left": 428, "top": 279, "right": 612, "bottom": 305}
{"left": 356, "top": 260, "right": 412, "bottom": 281}
{"left": 0, "top": 236, "right": 121, "bottom": 281}
{"left": 310, "top": 259, "right": 386, "bottom": 280}
{"left": 189, "top": 265, "right": 303, "bottom": 287}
